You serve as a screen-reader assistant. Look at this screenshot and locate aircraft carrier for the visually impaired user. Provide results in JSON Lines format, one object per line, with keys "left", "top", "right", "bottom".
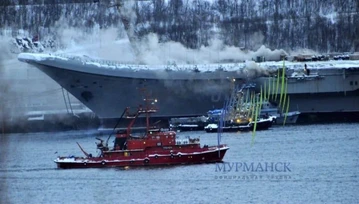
{"left": 17, "top": 52, "right": 359, "bottom": 126}
{"left": 255, "top": 54, "right": 359, "bottom": 123}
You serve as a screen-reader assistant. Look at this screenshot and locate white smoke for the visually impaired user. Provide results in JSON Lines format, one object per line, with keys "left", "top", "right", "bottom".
{"left": 133, "top": 33, "right": 287, "bottom": 65}
{"left": 0, "top": 35, "right": 25, "bottom": 120}
{"left": 319, "top": 5, "right": 338, "bottom": 24}
{"left": 0, "top": 33, "right": 72, "bottom": 121}
{"left": 11, "top": 0, "right": 284, "bottom": 70}
{"left": 247, "top": 31, "right": 266, "bottom": 51}
{"left": 52, "top": 19, "right": 136, "bottom": 63}
{"left": 51, "top": 24, "right": 287, "bottom": 66}
{"left": 287, "top": 48, "right": 319, "bottom": 57}
{"left": 118, "top": 0, "right": 137, "bottom": 40}
{"left": 243, "top": 60, "right": 270, "bottom": 79}
{"left": 43, "top": 6, "right": 289, "bottom": 81}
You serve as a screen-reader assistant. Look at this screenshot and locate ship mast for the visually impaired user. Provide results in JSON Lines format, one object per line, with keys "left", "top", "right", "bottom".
{"left": 139, "top": 88, "right": 157, "bottom": 133}
{"left": 145, "top": 96, "right": 150, "bottom": 131}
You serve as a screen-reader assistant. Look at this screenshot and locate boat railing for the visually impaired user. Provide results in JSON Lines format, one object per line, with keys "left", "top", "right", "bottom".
{"left": 176, "top": 139, "right": 188, "bottom": 145}
{"left": 189, "top": 138, "right": 200, "bottom": 144}
{"left": 53, "top": 53, "right": 359, "bottom": 73}
{"left": 288, "top": 71, "right": 324, "bottom": 81}
{"left": 176, "top": 138, "right": 200, "bottom": 145}
{"left": 52, "top": 54, "right": 250, "bottom": 72}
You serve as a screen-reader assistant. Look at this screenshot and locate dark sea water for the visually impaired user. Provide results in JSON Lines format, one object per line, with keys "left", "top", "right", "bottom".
{"left": 1, "top": 124, "right": 359, "bottom": 204}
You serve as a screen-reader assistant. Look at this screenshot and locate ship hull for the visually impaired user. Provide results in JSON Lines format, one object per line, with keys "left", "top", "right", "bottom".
{"left": 55, "top": 146, "right": 229, "bottom": 169}
{"left": 30, "top": 63, "right": 246, "bottom": 119}
{"left": 18, "top": 53, "right": 359, "bottom": 123}
{"left": 270, "top": 89, "right": 359, "bottom": 114}
{"left": 204, "top": 119, "right": 273, "bottom": 133}
{"left": 254, "top": 67, "right": 359, "bottom": 114}
{"left": 274, "top": 114, "right": 299, "bottom": 125}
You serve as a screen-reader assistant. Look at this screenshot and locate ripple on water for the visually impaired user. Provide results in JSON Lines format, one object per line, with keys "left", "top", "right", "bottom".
{"left": 0, "top": 124, "right": 359, "bottom": 203}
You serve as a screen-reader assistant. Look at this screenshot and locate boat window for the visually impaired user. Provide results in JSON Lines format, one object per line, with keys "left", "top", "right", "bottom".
{"left": 114, "top": 137, "right": 127, "bottom": 150}
{"left": 355, "top": 81, "right": 358, "bottom": 85}
{"left": 350, "top": 81, "right": 353, "bottom": 85}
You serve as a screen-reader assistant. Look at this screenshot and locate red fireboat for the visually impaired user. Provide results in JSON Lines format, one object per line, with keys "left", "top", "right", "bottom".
{"left": 54, "top": 96, "right": 229, "bottom": 169}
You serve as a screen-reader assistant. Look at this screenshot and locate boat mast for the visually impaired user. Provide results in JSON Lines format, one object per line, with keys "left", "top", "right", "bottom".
{"left": 126, "top": 110, "right": 139, "bottom": 135}
{"left": 144, "top": 97, "right": 157, "bottom": 132}
{"left": 139, "top": 88, "right": 157, "bottom": 133}
{"left": 145, "top": 97, "right": 150, "bottom": 132}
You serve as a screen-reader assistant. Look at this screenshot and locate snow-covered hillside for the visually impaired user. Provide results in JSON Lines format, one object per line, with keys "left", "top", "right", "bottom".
{"left": 1, "top": 0, "right": 358, "bottom": 53}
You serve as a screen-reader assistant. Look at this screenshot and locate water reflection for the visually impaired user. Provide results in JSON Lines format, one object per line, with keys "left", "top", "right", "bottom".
{"left": 0, "top": 133, "right": 9, "bottom": 203}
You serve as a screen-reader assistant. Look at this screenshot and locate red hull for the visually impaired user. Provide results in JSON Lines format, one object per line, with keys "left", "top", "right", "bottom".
{"left": 54, "top": 97, "right": 229, "bottom": 169}
{"left": 55, "top": 145, "right": 229, "bottom": 169}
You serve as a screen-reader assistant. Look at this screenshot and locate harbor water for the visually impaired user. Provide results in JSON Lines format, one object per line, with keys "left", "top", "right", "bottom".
{"left": 0, "top": 124, "right": 358, "bottom": 203}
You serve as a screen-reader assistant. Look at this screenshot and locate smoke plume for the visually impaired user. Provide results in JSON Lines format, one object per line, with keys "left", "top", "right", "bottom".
{"left": 0, "top": 36, "right": 18, "bottom": 122}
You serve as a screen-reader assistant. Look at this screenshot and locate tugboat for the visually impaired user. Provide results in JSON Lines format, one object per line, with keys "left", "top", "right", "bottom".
{"left": 54, "top": 96, "right": 229, "bottom": 169}
{"left": 204, "top": 83, "right": 275, "bottom": 133}
{"left": 204, "top": 117, "right": 274, "bottom": 133}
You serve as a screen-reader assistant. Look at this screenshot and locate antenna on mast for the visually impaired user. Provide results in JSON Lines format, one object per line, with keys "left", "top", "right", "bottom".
{"left": 138, "top": 88, "right": 158, "bottom": 131}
